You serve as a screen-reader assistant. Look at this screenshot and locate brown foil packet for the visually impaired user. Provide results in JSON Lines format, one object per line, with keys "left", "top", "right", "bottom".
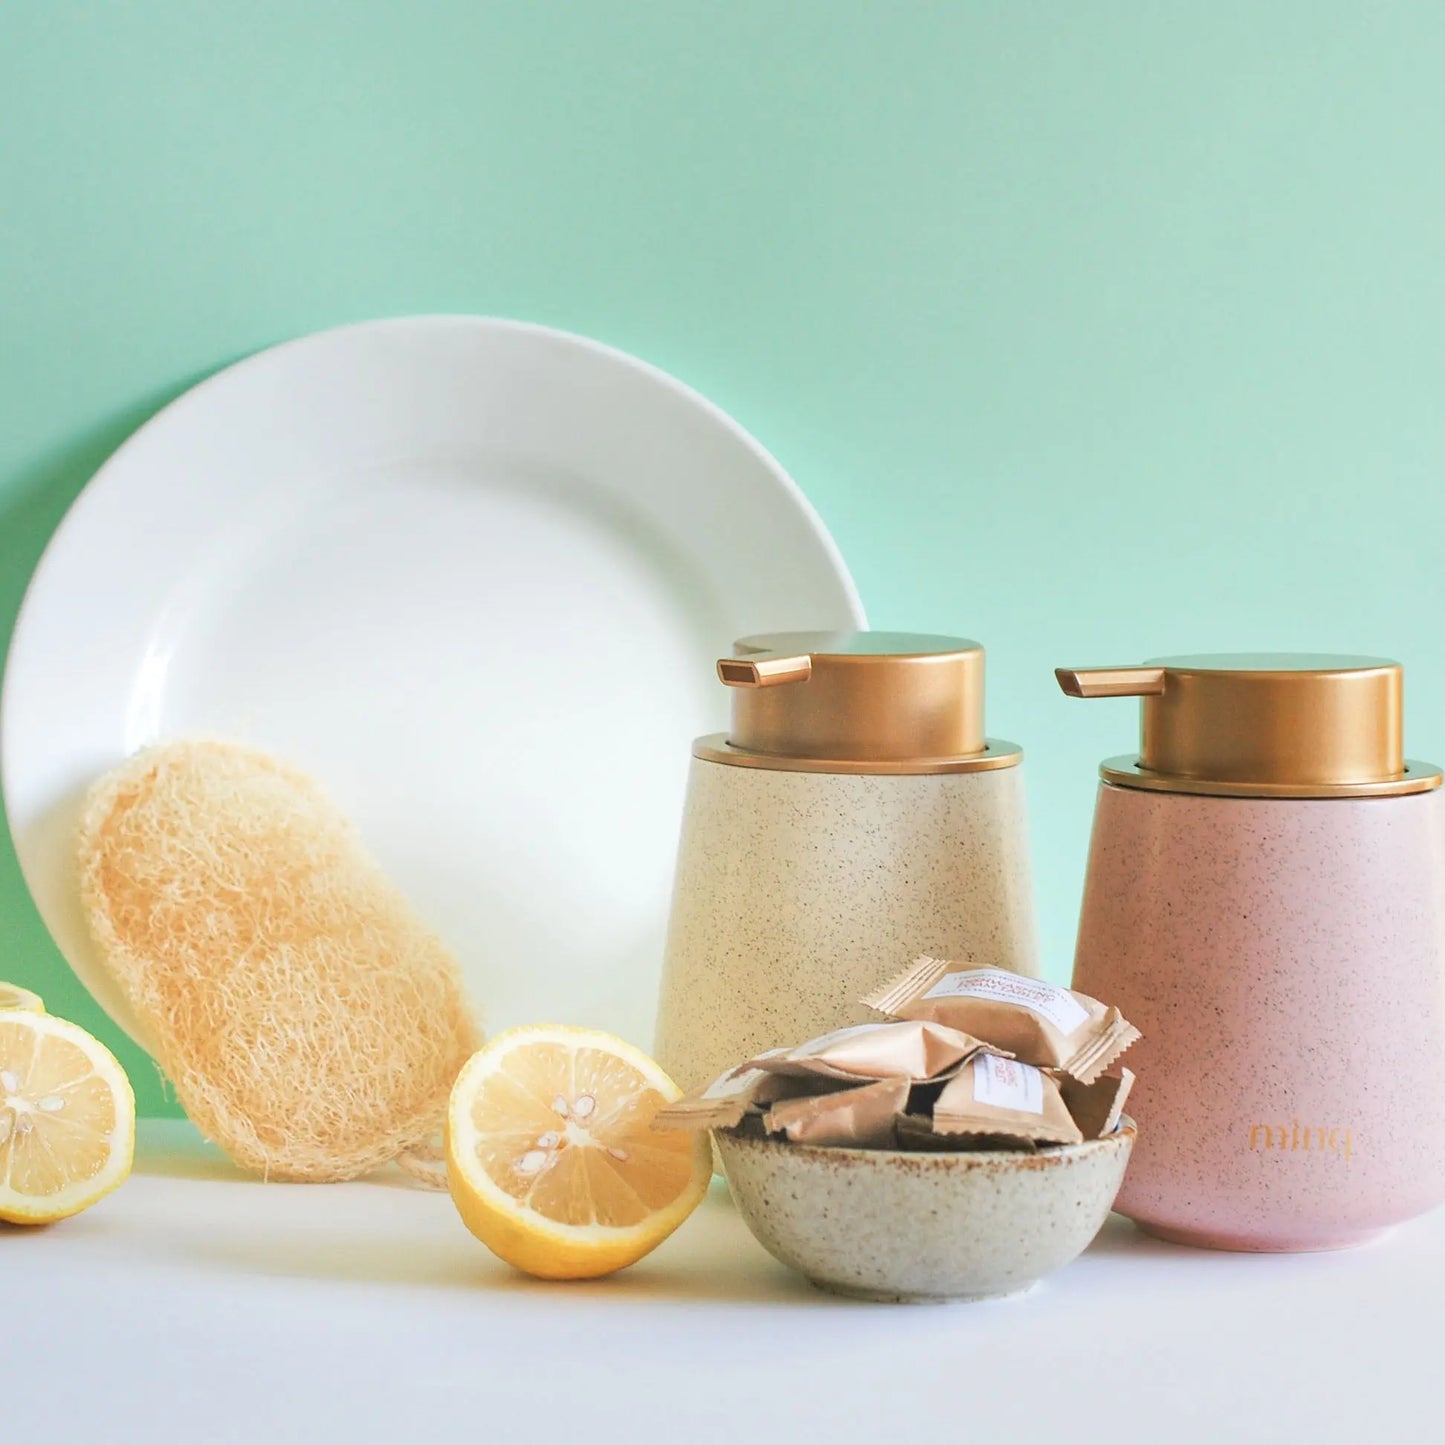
{"left": 763, "top": 1077, "right": 911, "bottom": 1148}
{"left": 743, "top": 1019, "right": 997, "bottom": 1084}
{"left": 1059, "top": 1067, "right": 1134, "bottom": 1139}
{"left": 895, "top": 1111, "right": 1038, "bottom": 1153}
{"left": 933, "top": 1053, "right": 1083, "bottom": 1145}
{"left": 652, "top": 1052, "right": 816, "bottom": 1132}
{"left": 864, "top": 959, "right": 1139, "bottom": 1084}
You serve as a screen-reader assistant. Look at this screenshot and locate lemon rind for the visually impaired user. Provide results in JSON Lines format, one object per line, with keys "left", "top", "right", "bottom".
{"left": 0, "top": 983, "right": 46, "bottom": 1016}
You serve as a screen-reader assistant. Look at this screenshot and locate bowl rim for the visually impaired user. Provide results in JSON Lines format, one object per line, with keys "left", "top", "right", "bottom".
{"left": 715, "top": 1114, "right": 1136, "bottom": 1169}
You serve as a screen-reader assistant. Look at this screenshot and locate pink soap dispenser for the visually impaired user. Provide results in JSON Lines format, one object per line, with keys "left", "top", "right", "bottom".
{"left": 1058, "top": 654, "right": 1445, "bottom": 1251}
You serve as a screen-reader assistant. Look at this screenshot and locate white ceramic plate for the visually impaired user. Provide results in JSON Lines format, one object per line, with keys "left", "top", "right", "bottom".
{"left": 2, "top": 316, "right": 863, "bottom": 1054}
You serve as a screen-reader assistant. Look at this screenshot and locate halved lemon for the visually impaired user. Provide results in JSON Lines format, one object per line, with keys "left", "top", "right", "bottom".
{"left": 446, "top": 1025, "right": 710, "bottom": 1279}
{"left": 0, "top": 1012, "right": 135, "bottom": 1224}
{"left": 0, "top": 982, "right": 45, "bottom": 1015}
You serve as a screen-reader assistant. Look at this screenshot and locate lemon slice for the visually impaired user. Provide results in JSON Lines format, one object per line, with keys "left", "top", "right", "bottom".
{"left": 0, "top": 1013, "right": 135, "bottom": 1224}
{"left": 0, "top": 982, "right": 45, "bottom": 1015}
{"left": 446, "top": 1025, "right": 710, "bottom": 1279}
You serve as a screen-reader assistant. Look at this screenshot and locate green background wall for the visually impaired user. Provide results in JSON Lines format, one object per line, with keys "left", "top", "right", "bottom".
{"left": 4, "top": 3, "right": 1444, "bottom": 1115}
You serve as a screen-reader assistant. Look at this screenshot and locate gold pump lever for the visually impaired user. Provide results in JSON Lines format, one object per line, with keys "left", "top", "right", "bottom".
{"left": 717, "top": 654, "right": 813, "bottom": 688}
{"left": 1055, "top": 666, "right": 1167, "bottom": 698}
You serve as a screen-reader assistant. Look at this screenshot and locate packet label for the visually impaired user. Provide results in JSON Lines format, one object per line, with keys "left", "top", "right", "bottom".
{"left": 933, "top": 1052, "right": 1082, "bottom": 1145}
{"left": 924, "top": 968, "right": 1090, "bottom": 1037}
{"left": 864, "top": 957, "right": 1139, "bottom": 1084}
{"left": 971, "top": 1054, "right": 1044, "bottom": 1115}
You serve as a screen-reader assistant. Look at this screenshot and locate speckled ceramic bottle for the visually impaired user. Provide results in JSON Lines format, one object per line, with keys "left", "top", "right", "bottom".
{"left": 1059, "top": 654, "right": 1445, "bottom": 1252}
{"left": 655, "top": 632, "right": 1037, "bottom": 1095}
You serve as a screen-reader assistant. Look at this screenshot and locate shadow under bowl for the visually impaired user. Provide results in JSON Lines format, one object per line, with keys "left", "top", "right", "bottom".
{"left": 716, "top": 1116, "right": 1135, "bottom": 1303}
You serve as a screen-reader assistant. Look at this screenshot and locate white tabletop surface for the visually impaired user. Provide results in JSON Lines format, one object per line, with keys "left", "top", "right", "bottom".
{"left": 5, "top": 1119, "right": 1439, "bottom": 1444}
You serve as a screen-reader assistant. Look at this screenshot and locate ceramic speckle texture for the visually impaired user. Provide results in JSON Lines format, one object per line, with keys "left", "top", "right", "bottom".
{"left": 654, "top": 757, "right": 1037, "bottom": 1094}
{"left": 717, "top": 1121, "right": 1134, "bottom": 1303}
{"left": 1074, "top": 784, "right": 1445, "bottom": 1252}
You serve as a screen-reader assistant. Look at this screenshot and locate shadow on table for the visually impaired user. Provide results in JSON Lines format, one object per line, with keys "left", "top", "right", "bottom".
{"left": 133, "top": 1125, "right": 259, "bottom": 1184}
{"left": 166, "top": 1183, "right": 831, "bottom": 1308}
{"left": 133, "top": 1132, "right": 1183, "bottom": 1303}
{"left": 1084, "top": 1212, "right": 1194, "bottom": 1259}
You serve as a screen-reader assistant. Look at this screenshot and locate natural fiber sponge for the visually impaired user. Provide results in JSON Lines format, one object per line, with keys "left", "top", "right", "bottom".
{"left": 78, "top": 739, "right": 480, "bottom": 1182}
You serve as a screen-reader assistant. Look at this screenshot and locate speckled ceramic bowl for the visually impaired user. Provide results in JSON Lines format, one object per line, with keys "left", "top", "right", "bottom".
{"left": 716, "top": 1118, "right": 1135, "bottom": 1303}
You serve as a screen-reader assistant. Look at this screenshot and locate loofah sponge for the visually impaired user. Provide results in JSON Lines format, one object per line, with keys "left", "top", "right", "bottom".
{"left": 78, "top": 739, "right": 480, "bottom": 1182}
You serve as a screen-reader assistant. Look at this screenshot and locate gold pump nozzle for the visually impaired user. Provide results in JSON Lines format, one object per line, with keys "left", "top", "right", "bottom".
{"left": 717, "top": 654, "right": 812, "bottom": 688}
{"left": 699, "top": 631, "right": 1022, "bottom": 774}
{"left": 1055, "top": 667, "right": 1166, "bottom": 698}
{"left": 1056, "top": 652, "right": 1439, "bottom": 799}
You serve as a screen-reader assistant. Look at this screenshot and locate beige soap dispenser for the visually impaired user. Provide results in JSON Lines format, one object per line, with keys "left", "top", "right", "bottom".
{"left": 654, "top": 631, "right": 1038, "bottom": 1093}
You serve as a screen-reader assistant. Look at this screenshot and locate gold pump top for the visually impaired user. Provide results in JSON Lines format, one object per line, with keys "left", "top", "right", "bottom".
{"left": 1056, "top": 652, "right": 1442, "bottom": 798}
{"left": 694, "top": 630, "right": 1023, "bottom": 775}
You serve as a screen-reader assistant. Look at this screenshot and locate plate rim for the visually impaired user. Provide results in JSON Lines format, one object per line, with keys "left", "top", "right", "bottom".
{"left": 5, "top": 315, "right": 864, "bottom": 678}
